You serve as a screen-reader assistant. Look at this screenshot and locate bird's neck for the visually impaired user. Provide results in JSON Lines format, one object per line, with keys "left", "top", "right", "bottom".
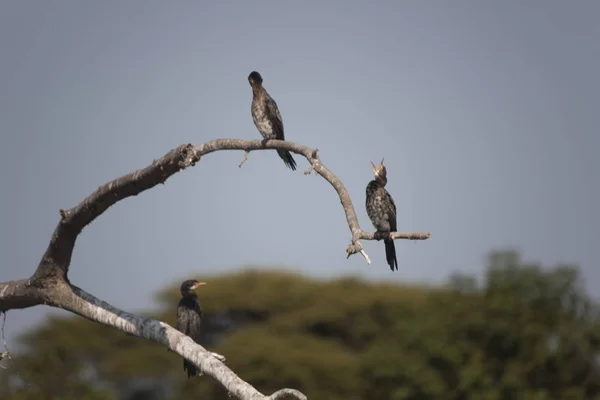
{"left": 252, "top": 85, "right": 267, "bottom": 98}
{"left": 370, "top": 178, "right": 387, "bottom": 188}
{"left": 183, "top": 292, "right": 198, "bottom": 299}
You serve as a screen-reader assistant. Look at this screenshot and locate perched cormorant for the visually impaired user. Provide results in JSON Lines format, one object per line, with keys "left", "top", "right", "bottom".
{"left": 248, "top": 71, "right": 297, "bottom": 171}
{"left": 175, "top": 279, "right": 206, "bottom": 378}
{"left": 365, "top": 158, "right": 398, "bottom": 271}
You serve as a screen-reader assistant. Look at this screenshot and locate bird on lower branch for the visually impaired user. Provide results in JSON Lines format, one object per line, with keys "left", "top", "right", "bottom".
{"left": 365, "top": 158, "right": 398, "bottom": 271}
{"left": 175, "top": 279, "right": 206, "bottom": 378}
{"left": 248, "top": 71, "right": 297, "bottom": 171}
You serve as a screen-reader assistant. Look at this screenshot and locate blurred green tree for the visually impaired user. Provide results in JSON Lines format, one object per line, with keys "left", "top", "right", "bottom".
{"left": 1, "top": 251, "right": 598, "bottom": 400}
{"left": 360, "top": 250, "right": 600, "bottom": 400}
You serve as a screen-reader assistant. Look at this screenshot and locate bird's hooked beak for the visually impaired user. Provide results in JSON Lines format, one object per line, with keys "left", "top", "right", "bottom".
{"left": 192, "top": 281, "right": 207, "bottom": 289}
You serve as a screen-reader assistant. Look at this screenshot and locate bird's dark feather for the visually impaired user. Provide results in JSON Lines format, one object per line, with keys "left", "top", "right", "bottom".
{"left": 249, "top": 77, "right": 296, "bottom": 170}
{"left": 366, "top": 180, "right": 398, "bottom": 270}
{"left": 265, "top": 96, "right": 285, "bottom": 141}
{"left": 176, "top": 295, "right": 203, "bottom": 378}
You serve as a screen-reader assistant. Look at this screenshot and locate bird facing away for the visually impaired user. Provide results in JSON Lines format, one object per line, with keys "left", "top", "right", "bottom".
{"left": 365, "top": 158, "right": 398, "bottom": 271}
{"left": 175, "top": 279, "right": 206, "bottom": 378}
{"left": 248, "top": 71, "right": 297, "bottom": 171}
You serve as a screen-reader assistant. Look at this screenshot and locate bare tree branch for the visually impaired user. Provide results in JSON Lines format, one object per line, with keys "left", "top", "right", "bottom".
{"left": 0, "top": 138, "right": 431, "bottom": 399}
{"left": 0, "top": 280, "right": 47, "bottom": 312}
{"left": 268, "top": 389, "right": 308, "bottom": 400}
{"left": 361, "top": 231, "right": 432, "bottom": 241}
{"left": 33, "top": 144, "right": 198, "bottom": 283}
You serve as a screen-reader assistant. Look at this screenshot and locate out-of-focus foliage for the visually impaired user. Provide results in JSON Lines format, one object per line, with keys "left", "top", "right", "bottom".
{"left": 1, "top": 250, "right": 599, "bottom": 400}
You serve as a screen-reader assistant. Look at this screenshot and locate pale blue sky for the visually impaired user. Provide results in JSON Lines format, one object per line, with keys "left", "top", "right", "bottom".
{"left": 1, "top": 1, "right": 598, "bottom": 342}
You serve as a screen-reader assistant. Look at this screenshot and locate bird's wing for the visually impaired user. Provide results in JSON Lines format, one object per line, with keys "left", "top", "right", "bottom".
{"left": 266, "top": 96, "right": 285, "bottom": 140}
{"left": 193, "top": 300, "right": 203, "bottom": 320}
{"left": 175, "top": 302, "right": 187, "bottom": 333}
{"left": 384, "top": 190, "right": 397, "bottom": 232}
{"left": 190, "top": 301, "right": 203, "bottom": 343}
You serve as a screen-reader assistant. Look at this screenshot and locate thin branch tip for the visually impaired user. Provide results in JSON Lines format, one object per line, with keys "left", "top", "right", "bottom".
{"left": 345, "top": 242, "right": 371, "bottom": 264}
{"left": 239, "top": 151, "right": 250, "bottom": 168}
{"left": 360, "top": 249, "right": 372, "bottom": 264}
{"left": 346, "top": 246, "right": 354, "bottom": 258}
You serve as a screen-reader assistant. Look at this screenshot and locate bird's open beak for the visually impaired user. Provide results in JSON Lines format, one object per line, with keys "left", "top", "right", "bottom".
{"left": 192, "top": 282, "right": 207, "bottom": 289}
{"left": 370, "top": 160, "right": 377, "bottom": 174}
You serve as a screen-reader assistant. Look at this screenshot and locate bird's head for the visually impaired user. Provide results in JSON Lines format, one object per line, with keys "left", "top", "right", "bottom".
{"left": 180, "top": 279, "right": 206, "bottom": 295}
{"left": 370, "top": 157, "right": 388, "bottom": 185}
{"left": 248, "top": 71, "right": 263, "bottom": 87}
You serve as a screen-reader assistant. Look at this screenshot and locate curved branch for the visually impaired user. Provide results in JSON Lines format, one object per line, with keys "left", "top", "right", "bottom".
{"left": 33, "top": 144, "right": 198, "bottom": 283}
{"left": 32, "top": 139, "right": 428, "bottom": 283}
{"left": 1, "top": 137, "right": 432, "bottom": 399}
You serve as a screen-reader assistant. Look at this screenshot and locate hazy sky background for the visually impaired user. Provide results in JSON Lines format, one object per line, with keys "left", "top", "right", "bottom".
{"left": 1, "top": 1, "right": 598, "bottom": 343}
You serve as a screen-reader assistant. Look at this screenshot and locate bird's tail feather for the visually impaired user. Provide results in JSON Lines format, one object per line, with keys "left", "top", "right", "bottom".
{"left": 277, "top": 149, "right": 297, "bottom": 171}
{"left": 184, "top": 359, "right": 197, "bottom": 379}
{"left": 384, "top": 239, "right": 398, "bottom": 271}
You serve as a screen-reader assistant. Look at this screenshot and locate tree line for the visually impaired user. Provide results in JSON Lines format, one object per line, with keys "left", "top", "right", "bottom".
{"left": 1, "top": 250, "right": 598, "bottom": 400}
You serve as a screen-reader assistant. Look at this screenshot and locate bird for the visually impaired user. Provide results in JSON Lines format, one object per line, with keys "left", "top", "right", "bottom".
{"left": 248, "top": 71, "right": 297, "bottom": 171}
{"left": 365, "top": 158, "right": 398, "bottom": 271}
{"left": 175, "top": 279, "right": 206, "bottom": 378}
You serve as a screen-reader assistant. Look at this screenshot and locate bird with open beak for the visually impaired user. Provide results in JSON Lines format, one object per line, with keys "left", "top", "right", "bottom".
{"left": 365, "top": 158, "right": 398, "bottom": 271}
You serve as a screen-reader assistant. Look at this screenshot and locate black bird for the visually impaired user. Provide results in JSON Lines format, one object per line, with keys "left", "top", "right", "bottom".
{"left": 365, "top": 158, "right": 398, "bottom": 271}
{"left": 248, "top": 71, "right": 297, "bottom": 171}
{"left": 175, "top": 279, "right": 206, "bottom": 378}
